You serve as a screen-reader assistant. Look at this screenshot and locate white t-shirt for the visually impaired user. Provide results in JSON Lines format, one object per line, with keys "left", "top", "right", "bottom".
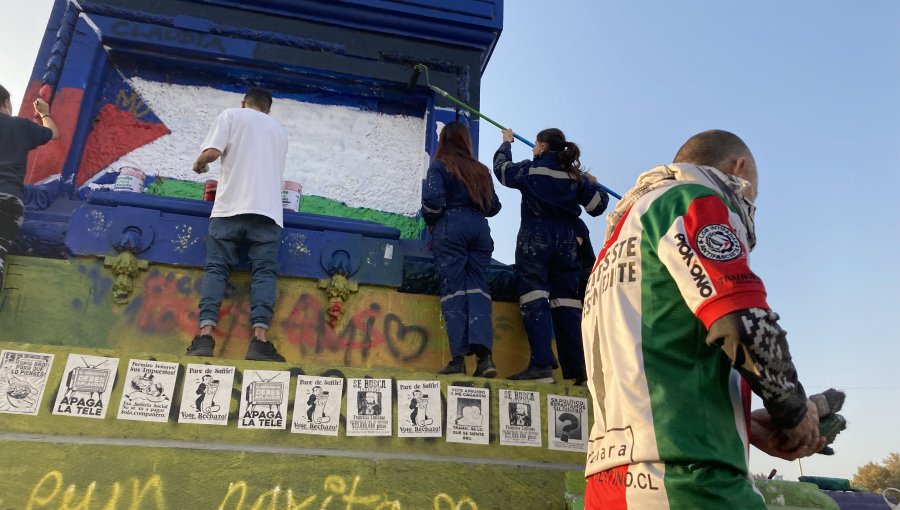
{"left": 201, "top": 107, "right": 288, "bottom": 227}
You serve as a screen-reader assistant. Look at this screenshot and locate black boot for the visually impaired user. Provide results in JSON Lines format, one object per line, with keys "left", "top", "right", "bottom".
{"left": 471, "top": 345, "right": 497, "bottom": 378}
{"left": 438, "top": 356, "right": 465, "bottom": 375}
{"left": 474, "top": 354, "right": 497, "bottom": 378}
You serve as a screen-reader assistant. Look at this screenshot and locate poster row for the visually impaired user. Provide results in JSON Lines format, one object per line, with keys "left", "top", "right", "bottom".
{"left": 0, "top": 350, "right": 589, "bottom": 451}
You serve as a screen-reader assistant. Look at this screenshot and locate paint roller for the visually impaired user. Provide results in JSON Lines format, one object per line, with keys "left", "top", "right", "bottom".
{"left": 408, "top": 63, "right": 622, "bottom": 200}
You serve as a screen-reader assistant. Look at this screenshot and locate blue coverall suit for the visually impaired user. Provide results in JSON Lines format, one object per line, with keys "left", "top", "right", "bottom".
{"left": 422, "top": 160, "right": 502, "bottom": 358}
{"left": 493, "top": 141, "right": 608, "bottom": 378}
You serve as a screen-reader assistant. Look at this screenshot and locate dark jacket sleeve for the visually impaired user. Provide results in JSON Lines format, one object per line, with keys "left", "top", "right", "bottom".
{"left": 706, "top": 308, "right": 808, "bottom": 428}
{"left": 485, "top": 187, "right": 502, "bottom": 217}
{"left": 578, "top": 177, "right": 610, "bottom": 217}
{"left": 421, "top": 161, "right": 447, "bottom": 226}
{"left": 493, "top": 141, "right": 531, "bottom": 189}
{"left": 17, "top": 117, "right": 53, "bottom": 150}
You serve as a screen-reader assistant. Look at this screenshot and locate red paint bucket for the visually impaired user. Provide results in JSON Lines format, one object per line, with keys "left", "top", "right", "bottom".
{"left": 203, "top": 179, "right": 218, "bottom": 202}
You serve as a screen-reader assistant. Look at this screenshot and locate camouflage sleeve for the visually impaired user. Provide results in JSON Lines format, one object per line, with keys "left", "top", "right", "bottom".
{"left": 706, "top": 307, "right": 808, "bottom": 428}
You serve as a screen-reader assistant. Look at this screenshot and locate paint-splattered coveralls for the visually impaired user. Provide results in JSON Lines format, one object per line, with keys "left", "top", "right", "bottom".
{"left": 422, "top": 160, "right": 501, "bottom": 358}
{"left": 493, "top": 141, "right": 608, "bottom": 377}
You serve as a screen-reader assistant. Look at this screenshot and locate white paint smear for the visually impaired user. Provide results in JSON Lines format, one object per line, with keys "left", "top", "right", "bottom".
{"left": 100, "top": 78, "right": 429, "bottom": 216}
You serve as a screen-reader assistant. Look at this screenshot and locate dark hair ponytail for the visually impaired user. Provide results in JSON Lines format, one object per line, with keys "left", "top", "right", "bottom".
{"left": 0, "top": 84, "right": 10, "bottom": 106}
{"left": 537, "top": 128, "right": 584, "bottom": 180}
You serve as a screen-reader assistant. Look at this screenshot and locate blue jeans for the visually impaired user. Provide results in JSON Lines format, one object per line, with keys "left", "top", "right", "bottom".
{"left": 199, "top": 214, "right": 282, "bottom": 330}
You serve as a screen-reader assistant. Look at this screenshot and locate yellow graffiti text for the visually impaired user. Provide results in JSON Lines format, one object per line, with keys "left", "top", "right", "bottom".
{"left": 26, "top": 470, "right": 165, "bottom": 510}
{"left": 217, "top": 474, "right": 475, "bottom": 510}
{"left": 433, "top": 493, "right": 478, "bottom": 510}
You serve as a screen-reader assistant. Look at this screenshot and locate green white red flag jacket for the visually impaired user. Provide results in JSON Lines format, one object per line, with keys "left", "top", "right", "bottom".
{"left": 582, "top": 163, "right": 807, "bottom": 478}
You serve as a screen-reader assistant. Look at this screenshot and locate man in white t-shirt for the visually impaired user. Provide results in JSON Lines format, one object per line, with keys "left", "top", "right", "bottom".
{"left": 185, "top": 87, "right": 288, "bottom": 362}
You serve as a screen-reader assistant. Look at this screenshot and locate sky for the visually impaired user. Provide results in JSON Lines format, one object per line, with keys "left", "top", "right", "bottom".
{"left": 477, "top": 1, "right": 900, "bottom": 481}
{"left": 2, "top": 0, "right": 899, "bottom": 482}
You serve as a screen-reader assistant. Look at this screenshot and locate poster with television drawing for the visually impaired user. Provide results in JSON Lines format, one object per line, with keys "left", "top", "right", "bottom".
{"left": 52, "top": 354, "right": 119, "bottom": 419}
{"left": 238, "top": 370, "right": 290, "bottom": 430}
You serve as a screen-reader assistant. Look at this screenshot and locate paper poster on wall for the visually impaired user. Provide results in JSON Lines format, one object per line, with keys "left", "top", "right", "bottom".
{"left": 291, "top": 375, "right": 343, "bottom": 436}
{"left": 178, "top": 364, "right": 235, "bottom": 426}
{"left": 346, "top": 378, "right": 392, "bottom": 436}
{"left": 446, "top": 386, "right": 489, "bottom": 445}
{"left": 52, "top": 354, "right": 119, "bottom": 419}
{"left": 499, "top": 389, "right": 542, "bottom": 447}
{"left": 397, "top": 380, "right": 442, "bottom": 438}
{"left": 238, "top": 370, "right": 290, "bottom": 430}
{"left": 547, "top": 394, "right": 589, "bottom": 452}
{"left": 117, "top": 359, "right": 179, "bottom": 422}
{"left": 0, "top": 350, "right": 54, "bottom": 416}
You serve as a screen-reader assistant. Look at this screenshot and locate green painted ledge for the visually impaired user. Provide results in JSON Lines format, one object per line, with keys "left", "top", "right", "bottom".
{"left": 0, "top": 341, "right": 586, "bottom": 509}
{"left": 0, "top": 342, "right": 588, "bottom": 466}
{"left": 144, "top": 178, "right": 425, "bottom": 239}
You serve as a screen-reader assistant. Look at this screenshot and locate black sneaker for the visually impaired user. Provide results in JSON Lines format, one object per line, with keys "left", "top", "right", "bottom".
{"left": 473, "top": 353, "right": 497, "bottom": 378}
{"left": 245, "top": 337, "right": 285, "bottom": 362}
{"left": 186, "top": 335, "right": 215, "bottom": 357}
{"left": 508, "top": 366, "right": 554, "bottom": 383}
{"left": 573, "top": 371, "right": 588, "bottom": 386}
{"left": 438, "top": 356, "right": 465, "bottom": 375}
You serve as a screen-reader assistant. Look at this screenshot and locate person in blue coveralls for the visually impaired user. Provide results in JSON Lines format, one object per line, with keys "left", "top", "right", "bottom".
{"left": 494, "top": 128, "right": 609, "bottom": 384}
{"left": 422, "top": 121, "right": 502, "bottom": 378}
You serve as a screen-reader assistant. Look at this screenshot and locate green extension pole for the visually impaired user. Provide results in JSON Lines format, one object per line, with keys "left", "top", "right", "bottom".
{"left": 410, "top": 64, "right": 621, "bottom": 199}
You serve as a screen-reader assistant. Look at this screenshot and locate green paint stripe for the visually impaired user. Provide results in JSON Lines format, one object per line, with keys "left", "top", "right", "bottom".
{"left": 300, "top": 195, "right": 425, "bottom": 239}
{"left": 637, "top": 185, "right": 746, "bottom": 468}
{"left": 662, "top": 463, "right": 767, "bottom": 509}
{"left": 144, "top": 179, "right": 425, "bottom": 238}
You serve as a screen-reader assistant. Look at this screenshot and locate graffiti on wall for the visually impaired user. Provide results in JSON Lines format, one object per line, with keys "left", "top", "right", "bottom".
{"left": 24, "top": 470, "right": 479, "bottom": 510}
{"left": 0, "top": 258, "right": 530, "bottom": 372}
{"left": 97, "top": 268, "right": 434, "bottom": 364}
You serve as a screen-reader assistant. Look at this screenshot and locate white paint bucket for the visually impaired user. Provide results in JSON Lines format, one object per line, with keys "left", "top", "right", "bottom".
{"left": 114, "top": 166, "right": 146, "bottom": 193}
{"left": 282, "top": 181, "right": 302, "bottom": 211}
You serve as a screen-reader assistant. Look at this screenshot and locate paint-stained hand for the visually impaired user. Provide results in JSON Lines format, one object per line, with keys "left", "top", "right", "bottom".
{"left": 192, "top": 160, "right": 209, "bottom": 174}
{"left": 502, "top": 129, "right": 515, "bottom": 143}
{"left": 33, "top": 98, "right": 50, "bottom": 116}
{"left": 750, "top": 401, "right": 826, "bottom": 460}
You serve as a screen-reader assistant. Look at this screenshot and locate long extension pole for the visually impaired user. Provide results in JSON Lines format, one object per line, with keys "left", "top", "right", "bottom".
{"left": 410, "top": 64, "right": 621, "bottom": 200}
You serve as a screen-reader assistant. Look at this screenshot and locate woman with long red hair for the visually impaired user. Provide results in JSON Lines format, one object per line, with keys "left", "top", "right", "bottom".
{"left": 422, "top": 121, "right": 501, "bottom": 377}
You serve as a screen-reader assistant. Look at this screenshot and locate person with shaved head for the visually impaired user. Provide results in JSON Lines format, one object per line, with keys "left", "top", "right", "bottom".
{"left": 581, "top": 130, "right": 824, "bottom": 509}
